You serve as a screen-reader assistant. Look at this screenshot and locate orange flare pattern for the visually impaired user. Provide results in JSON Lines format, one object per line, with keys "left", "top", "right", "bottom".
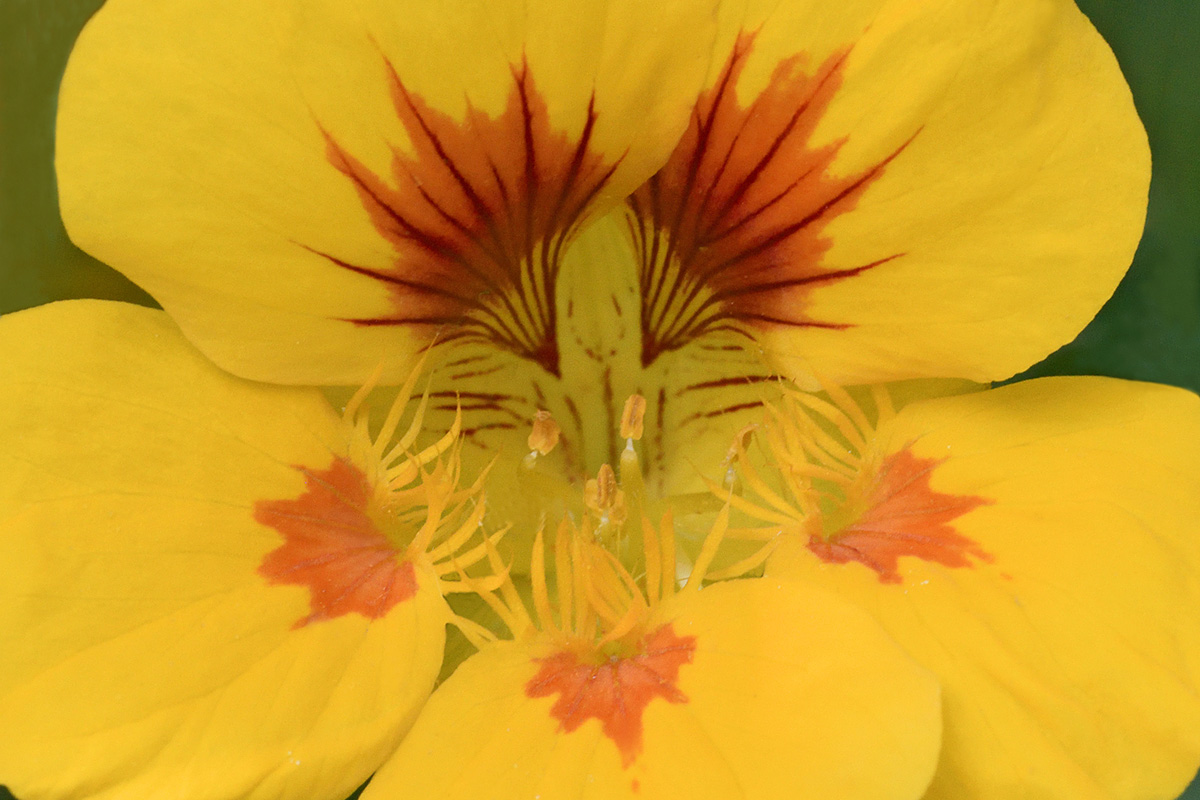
{"left": 321, "top": 59, "right": 618, "bottom": 376}
{"left": 809, "top": 448, "right": 992, "bottom": 583}
{"left": 525, "top": 623, "right": 695, "bottom": 768}
{"left": 255, "top": 457, "right": 417, "bottom": 627}
{"left": 627, "top": 32, "right": 913, "bottom": 365}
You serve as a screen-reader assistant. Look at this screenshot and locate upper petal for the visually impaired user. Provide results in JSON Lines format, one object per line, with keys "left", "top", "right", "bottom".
{"left": 624, "top": 0, "right": 1148, "bottom": 385}
{"left": 56, "top": 0, "right": 719, "bottom": 385}
{"left": 0, "top": 301, "right": 449, "bottom": 800}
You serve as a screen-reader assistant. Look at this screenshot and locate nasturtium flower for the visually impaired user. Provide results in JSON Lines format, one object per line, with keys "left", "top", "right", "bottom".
{"left": 2, "top": 0, "right": 1195, "bottom": 798}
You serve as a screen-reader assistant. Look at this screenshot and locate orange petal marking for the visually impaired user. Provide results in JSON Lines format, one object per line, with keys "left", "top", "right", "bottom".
{"left": 317, "top": 59, "right": 619, "bottom": 377}
{"left": 808, "top": 448, "right": 992, "bottom": 583}
{"left": 525, "top": 624, "right": 696, "bottom": 768}
{"left": 627, "top": 32, "right": 917, "bottom": 365}
{"left": 255, "top": 457, "right": 416, "bottom": 627}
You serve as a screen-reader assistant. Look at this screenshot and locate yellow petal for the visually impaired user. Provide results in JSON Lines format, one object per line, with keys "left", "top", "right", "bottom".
{"left": 57, "top": 0, "right": 718, "bottom": 385}
{"left": 362, "top": 579, "right": 941, "bottom": 800}
{"left": 0, "top": 301, "right": 448, "bottom": 800}
{"left": 768, "top": 376, "right": 1200, "bottom": 799}
{"left": 625, "top": 0, "right": 1148, "bottom": 385}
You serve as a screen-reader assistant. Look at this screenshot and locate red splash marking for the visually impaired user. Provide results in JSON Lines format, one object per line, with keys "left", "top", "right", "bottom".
{"left": 525, "top": 624, "right": 696, "bottom": 768}
{"left": 254, "top": 457, "right": 416, "bottom": 627}
{"left": 627, "top": 32, "right": 917, "bottom": 365}
{"left": 808, "top": 448, "right": 992, "bottom": 583}
{"left": 318, "top": 59, "right": 618, "bottom": 376}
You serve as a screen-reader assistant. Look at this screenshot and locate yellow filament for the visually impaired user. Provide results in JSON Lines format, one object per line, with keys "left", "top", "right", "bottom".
{"left": 702, "top": 476, "right": 796, "bottom": 525}
{"left": 659, "top": 509, "right": 677, "bottom": 601}
{"left": 554, "top": 518, "right": 574, "bottom": 633}
{"left": 530, "top": 525, "right": 558, "bottom": 636}
{"left": 381, "top": 389, "right": 431, "bottom": 469}
{"left": 448, "top": 614, "right": 498, "bottom": 649}
{"left": 767, "top": 457, "right": 816, "bottom": 517}
{"left": 342, "top": 362, "right": 385, "bottom": 424}
{"left": 723, "top": 525, "right": 786, "bottom": 541}
{"left": 727, "top": 435, "right": 800, "bottom": 518}
{"left": 704, "top": 538, "right": 780, "bottom": 581}
{"left": 870, "top": 384, "right": 895, "bottom": 426}
{"left": 387, "top": 408, "right": 462, "bottom": 487}
{"left": 583, "top": 550, "right": 629, "bottom": 627}
{"left": 641, "top": 515, "right": 661, "bottom": 604}
{"left": 438, "top": 525, "right": 509, "bottom": 576}
{"left": 572, "top": 531, "right": 590, "bottom": 636}
{"left": 682, "top": 504, "right": 730, "bottom": 594}
{"left": 790, "top": 388, "right": 868, "bottom": 452}
{"left": 426, "top": 499, "right": 488, "bottom": 563}
{"left": 819, "top": 378, "right": 873, "bottom": 444}
{"left": 373, "top": 351, "right": 430, "bottom": 461}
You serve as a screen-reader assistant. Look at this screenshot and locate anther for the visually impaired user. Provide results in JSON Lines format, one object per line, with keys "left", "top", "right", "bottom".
{"left": 595, "top": 464, "right": 619, "bottom": 511}
{"left": 620, "top": 394, "right": 647, "bottom": 443}
{"left": 525, "top": 410, "right": 561, "bottom": 467}
{"left": 721, "top": 423, "right": 757, "bottom": 486}
{"left": 585, "top": 463, "right": 627, "bottom": 528}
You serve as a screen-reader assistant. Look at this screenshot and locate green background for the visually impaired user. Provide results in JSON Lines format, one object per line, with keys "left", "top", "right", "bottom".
{"left": 0, "top": 1, "right": 1197, "bottom": 798}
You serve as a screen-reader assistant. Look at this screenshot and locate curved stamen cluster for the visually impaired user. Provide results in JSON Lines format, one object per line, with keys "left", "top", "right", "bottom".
{"left": 717, "top": 381, "right": 894, "bottom": 542}
{"left": 718, "top": 381, "right": 992, "bottom": 584}
{"left": 340, "top": 360, "right": 505, "bottom": 593}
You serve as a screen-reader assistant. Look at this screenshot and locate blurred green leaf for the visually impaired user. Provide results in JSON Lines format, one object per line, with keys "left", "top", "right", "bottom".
{"left": 1017, "top": 0, "right": 1200, "bottom": 395}
{"left": 0, "top": 0, "right": 153, "bottom": 314}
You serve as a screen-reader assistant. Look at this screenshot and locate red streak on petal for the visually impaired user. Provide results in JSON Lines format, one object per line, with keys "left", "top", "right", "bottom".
{"left": 255, "top": 457, "right": 416, "bottom": 628}
{"left": 319, "top": 59, "right": 616, "bottom": 376}
{"left": 808, "top": 448, "right": 992, "bottom": 583}
{"left": 629, "top": 31, "right": 916, "bottom": 364}
{"left": 525, "top": 624, "right": 696, "bottom": 768}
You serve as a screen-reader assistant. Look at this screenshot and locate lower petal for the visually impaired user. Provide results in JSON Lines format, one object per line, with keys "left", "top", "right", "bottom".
{"left": 362, "top": 579, "right": 941, "bottom": 800}
{"left": 0, "top": 301, "right": 449, "bottom": 800}
{"left": 767, "top": 377, "right": 1200, "bottom": 799}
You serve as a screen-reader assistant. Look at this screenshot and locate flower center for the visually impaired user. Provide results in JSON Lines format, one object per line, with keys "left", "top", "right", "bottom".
{"left": 310, "top": 29, "right": 915, "bottom": 503}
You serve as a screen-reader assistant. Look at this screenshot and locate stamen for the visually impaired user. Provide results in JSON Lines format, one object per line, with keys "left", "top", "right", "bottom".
{"left": 373, "top": 351, "right": 431, "bottom": 462}
{"left": 447, "top": 613, "right": 498, "bottom": 649}
{"left": 681, "top": 505, "right": 730, "bottom": 594}
{"left": 527, "top": 409, "right": 561, "bottom": 461}
{"left": 593, "top": 464, "right": 619, "bottom": 512}
{"left": 342, "top": 362, "right": 385, "bottom": 425}
{"left": 620, "top": 394, "right": 647, "bottom": 442}
{"left": 585, "top": 464, "right": 627, "bottom": 531}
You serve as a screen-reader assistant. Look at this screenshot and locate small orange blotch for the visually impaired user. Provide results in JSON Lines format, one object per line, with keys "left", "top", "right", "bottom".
{"left": 809, "top": 448, "right": 992, "bottom": 583}
{"left": 255, "top": 457, "right": 417, "bottom": 627}
{"left": 525, "top": 624, "right": 696, "bottom": 768}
